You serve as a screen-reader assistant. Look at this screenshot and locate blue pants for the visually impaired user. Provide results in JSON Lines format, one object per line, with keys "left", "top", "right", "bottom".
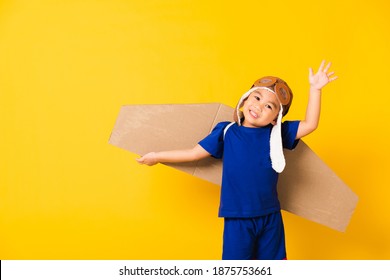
{"left": 222, "top": 211, "right": 286, "bottom": 260}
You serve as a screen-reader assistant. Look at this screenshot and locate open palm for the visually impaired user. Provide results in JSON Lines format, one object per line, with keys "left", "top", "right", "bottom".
{"left": 309, "top": 60, "right": 338, "bottom": 90}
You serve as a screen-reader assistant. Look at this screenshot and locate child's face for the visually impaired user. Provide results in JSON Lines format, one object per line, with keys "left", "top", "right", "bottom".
{"left": 241, "top": 89, "right": 280, "bottom": 128}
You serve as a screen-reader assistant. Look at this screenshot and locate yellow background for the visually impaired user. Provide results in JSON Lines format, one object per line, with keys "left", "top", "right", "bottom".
{"left": 1, "top": 0, "right": 389, "bottom": 259}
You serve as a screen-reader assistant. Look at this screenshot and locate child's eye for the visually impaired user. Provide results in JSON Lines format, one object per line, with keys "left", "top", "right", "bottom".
{"left": 266, "top": 104, "right": 273, "bottom": 110}
{"left": 254, "top": 96, "right": 260, "bottom": 101}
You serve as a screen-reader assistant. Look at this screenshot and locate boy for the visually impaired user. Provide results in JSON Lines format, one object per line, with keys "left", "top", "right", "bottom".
{"left": 136, "top": 60, "right": 337, "bottom": 259}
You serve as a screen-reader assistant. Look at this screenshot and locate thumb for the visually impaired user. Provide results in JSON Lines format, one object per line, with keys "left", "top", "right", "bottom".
{"left": 309, "top": 67, "right": 314, "bottom": 78}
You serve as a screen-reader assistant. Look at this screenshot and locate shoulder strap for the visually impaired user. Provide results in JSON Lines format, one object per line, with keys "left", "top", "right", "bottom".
{"left": 223, "top": 122, "right": 235, "bottom": 140}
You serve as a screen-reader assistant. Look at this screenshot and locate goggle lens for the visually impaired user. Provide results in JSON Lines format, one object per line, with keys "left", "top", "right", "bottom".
{"left": 253, "top": 76, "right": 291, "bottom": 105}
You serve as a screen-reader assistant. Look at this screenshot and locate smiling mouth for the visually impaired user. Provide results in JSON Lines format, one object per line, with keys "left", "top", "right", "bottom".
{"left": 249, "top": 110, "right": 258, "bottom": 119}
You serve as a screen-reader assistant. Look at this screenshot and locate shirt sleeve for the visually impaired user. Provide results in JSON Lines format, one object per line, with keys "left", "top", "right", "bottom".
{"left": 282, "top": 120, "right": 300, "bottom": 150}
{"left": 198, "top": 121, "right": 231, "bottom": 159}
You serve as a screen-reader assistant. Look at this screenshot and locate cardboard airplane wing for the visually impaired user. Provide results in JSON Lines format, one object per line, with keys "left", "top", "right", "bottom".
{"left": 109, "top": 103, "right": 358, "bottom": 232}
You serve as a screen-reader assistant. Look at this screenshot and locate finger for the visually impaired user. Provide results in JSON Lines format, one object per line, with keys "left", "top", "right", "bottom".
{"left": 323, "top": 61, "right": 332, "bottom": 73}
{"left": 329, "top": 76, "right": 338, "bottom": 82}
{"left": 318, "top": 60, "right": 326, "bottom": 72}
{"left": 136, "top": 157, "right": 144, "bottom": 163}
{"left": 327, "top": 71, "right": 335, "bottom": 77}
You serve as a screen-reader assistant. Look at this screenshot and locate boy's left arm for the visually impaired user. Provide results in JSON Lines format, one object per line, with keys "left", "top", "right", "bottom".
{"left": 296, "top": 60, "right": 338, "bottom": 139}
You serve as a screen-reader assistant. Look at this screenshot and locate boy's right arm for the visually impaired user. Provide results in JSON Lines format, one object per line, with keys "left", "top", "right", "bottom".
{"left": 136, "top": 144, "right": 211, "bottom": 166}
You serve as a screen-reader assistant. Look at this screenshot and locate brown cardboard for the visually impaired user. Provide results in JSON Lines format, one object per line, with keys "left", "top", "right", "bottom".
{"left": 109, "top": 103, "right": 358, "bottom": 232}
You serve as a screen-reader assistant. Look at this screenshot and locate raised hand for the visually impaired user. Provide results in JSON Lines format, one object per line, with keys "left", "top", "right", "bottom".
{"left": 309, "top": 60, "right": 338, "bottom": 90}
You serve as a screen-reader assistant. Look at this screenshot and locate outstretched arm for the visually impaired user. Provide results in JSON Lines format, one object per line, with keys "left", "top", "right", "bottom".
{"left": 296, "top": 60, "right": 338, "bottom": 139}
{"left": 136, "top": 144, "right": 211, "bottom": 166}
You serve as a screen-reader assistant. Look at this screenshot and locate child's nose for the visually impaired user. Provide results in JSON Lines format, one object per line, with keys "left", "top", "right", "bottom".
{"left": 254, "top": 102, "right": 262, "bottom": 110}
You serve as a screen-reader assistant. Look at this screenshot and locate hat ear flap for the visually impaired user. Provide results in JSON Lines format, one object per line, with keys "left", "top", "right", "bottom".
{"left": 270, "top": 106, "right": 285, "bottom": 173}
{"left": 233, "top": 107, "right": 243, "bottom": 123}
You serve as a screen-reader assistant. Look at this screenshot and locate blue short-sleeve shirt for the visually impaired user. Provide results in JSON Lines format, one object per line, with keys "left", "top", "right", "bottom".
{"left": 199, "top": 121, "right": 300, "bottom": 218}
